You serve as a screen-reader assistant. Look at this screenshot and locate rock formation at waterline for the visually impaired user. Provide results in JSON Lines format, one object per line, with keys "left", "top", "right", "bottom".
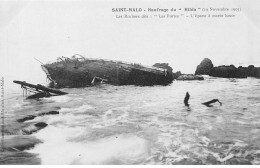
{"left": 237, "top": 65, "right": 260, "bottom": 78}
{"left": 177, "top": 74, "right": 204, "bottom": 80}
{"left": 210, "top": 65, "right": 247, "bottom": 78}
{"left": 195, "top": 58, "right": 214, "bottom": 75}
{"left": 172, "top": 71, "right": 182, "bottom": 79}
{"left": 3, "top": 135, "right": 42, "bottom": 151}
{"left": 195, "top": 58, "right": 260, "bottom": 78}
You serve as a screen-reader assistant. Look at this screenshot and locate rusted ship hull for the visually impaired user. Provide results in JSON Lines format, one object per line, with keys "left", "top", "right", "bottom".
{"left": 42, "top": 55, "right": 174, "bottom": 88}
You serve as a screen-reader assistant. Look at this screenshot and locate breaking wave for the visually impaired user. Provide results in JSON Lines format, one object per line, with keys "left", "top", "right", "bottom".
{"left": 2, "top": 77, "right": 260, "bottom": 164}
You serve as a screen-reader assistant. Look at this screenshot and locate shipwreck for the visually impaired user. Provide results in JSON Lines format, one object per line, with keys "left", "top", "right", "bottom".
{"left": 41, "top": 54, "right": 174, "bottom": 88}
{"left": 13, "top": 80, "right": 68, "bottom": 99}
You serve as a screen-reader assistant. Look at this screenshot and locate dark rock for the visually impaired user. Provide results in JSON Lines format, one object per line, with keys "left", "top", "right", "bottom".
{"left": 3, "top": 135, "right": 42, "bottom": 151}
{"left": 17, "top": 111, "right": 59, "bottom": 123}
{"left": 232, "top": 65, "right": 260, "bottom": 78}
{"left": 226, "top": 158, "right": 252, "bottom": 165}
{"left": 172, "top": 158, "right": 203, "bottom": 165}
{"left": 34, "top": 122, "right": 48, "bottom": 128}
{"left": 206, "top": 155, "right": 221, "bottom": 165}
{"left": 0, "top": 151, "right": 41, "bottom": 165}
{"left": 45, "top": 110, "right": 59, "bottom": 115}
{"left": 210, "top": 65, "right": 247, "bottom": 78}
{"left": 245, "top": 154, "right": 254, "bottom": 161}
{"left": 195, "top": 58, "right": 260, "bottom": 78}
{"left": 172, "top": 71, "right": 182, "bottom": 79}
{"left": 195, "top": 58, "right": 214, "bottom": 75}
{"left": 247, "top": 65, "right": 260, "bottom": 78}
{"left": 177, "top": 74, "right": 204, "bottom": 80}
{"left": 38, "top": 111, "right": 59, "bottom": 116}
{"left": 17, "top": 115, "right": 37, "bottom": 123}
{"left": 21, "top": 122, "right": 48, "bottom": 135}
{"left": 247, "top": 65, "right": 255, "bottom": 76}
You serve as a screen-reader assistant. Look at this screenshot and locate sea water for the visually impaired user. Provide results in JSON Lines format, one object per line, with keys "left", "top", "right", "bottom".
{"left": 1, "top": 76, "right": 260, "bottom": 164}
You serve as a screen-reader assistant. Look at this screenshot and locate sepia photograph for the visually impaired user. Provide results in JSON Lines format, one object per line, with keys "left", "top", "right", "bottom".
{"left": 0, "top": 0, "right": 260, "bottom": 165}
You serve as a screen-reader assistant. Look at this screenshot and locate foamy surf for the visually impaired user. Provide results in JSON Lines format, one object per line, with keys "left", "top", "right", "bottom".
{"left": 30, "top": 125, "right": 150, "bottom": 164}
{"left": 42, "top": 95, "right": 71, "bottom": 103}
{"left": 3, "top": 77, "right": 260, "bottom": 164}
{"left": 59, "top": 104, "right": 94, "bottom": 114}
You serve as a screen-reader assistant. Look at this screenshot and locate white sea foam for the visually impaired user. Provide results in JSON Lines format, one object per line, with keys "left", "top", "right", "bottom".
{"left": 11, "top": 100, "right": 31, "bottom": 109}
{"left": 250, "top": 129, "right": 260, "bottom": 134}
{"left": 251, "top": 119, "right": 260, "bottom": 124}
{"left": 201, "top": 136, "right": 211, "bottom": 145}
{"left": 26, "top": 105, "right": 93, "bottom": 124}
{"left": 42, "top": 95, "right": 71, "bottom": 103}
{"left": 47, "top": 113, "right": 85, "bottom": 126}
{"left": 103, "top": 109, "right": 113, "bottom": 116}
{"left": 231, "top": 119, "right": 247, "bottom": 124}
{"left": 233, "top": 139, "right": 247, "bottom": 147}
{"left": 96, "top": 108, "right": 130, "bottom": 128}
{"left": 60, "top": 104, "right": 94, "bottom": 113}
{"left": 30, "top": 126, "right": 150, "bottom": 164}
{"left": 11, "top": 103, "right": 23, "bottom": 109}
{"left": 216, "top": 116, "right": 224, "bottom": 123}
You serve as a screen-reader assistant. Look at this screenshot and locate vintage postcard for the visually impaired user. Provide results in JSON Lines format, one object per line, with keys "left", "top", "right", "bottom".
{"left": 0, "top": 0, "right": 260, "bottom": 165}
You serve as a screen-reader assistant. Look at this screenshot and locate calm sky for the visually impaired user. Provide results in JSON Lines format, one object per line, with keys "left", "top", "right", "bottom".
{"left": 0, "top": 0, "right": 260, "bottom": 93}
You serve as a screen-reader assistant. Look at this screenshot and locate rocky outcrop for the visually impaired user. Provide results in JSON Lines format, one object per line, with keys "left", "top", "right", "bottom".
{"left": 210, "top": 65, "right": 260, "bottom": 78}
{"left": 177, "top": 74, "right": 204, "bottom": 80}
{"left": 17, "top": 111, "right": 59, "bottom": 123}
{"left": 21, "top": 122, "right": 48, "bottom": 135}
{"left": 195, "top": 58, "right": 260, "bottom": 78}
{"left": 3, "top": 135, "right": 42, "bottom": 151}
{"left": 172, "top": 71, "right": 182, "bottom": 79}
{"left": 210, "top": 65, "right": 247, "bottom": 78}
{"left": 245, "top": 65, "right": 260, "bottom": 78}
{"left": 195, "top": 58, "right": 214, "bottom": 75}
{"left": 0, "top": 152, "right": 40, "bottom": 164}
{"left": 17, "top": 115, "right": 36, "bottom": 123}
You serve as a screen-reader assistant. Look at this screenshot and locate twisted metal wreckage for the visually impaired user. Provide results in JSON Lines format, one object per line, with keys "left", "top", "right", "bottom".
{"left": 14, "top": 54, "right": 174, "bottom": 99}
{"left": 41, "top": 54, "right": 174, "bottom": 88}
{"left": 13, "top": 80, "right": 68, "bottom": 99}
